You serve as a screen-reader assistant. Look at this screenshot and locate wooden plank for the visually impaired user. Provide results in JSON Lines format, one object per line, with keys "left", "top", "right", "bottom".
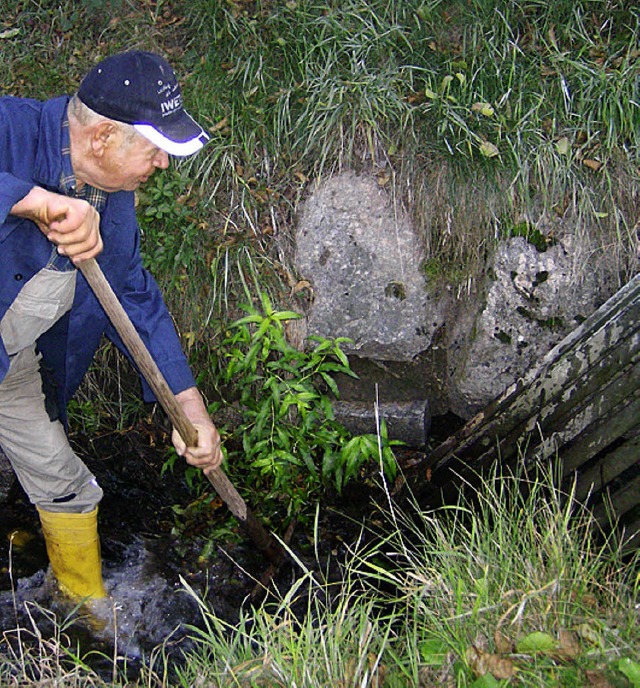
{"left": 533, "top": 365, "right": 640, "bottom": 470}
{"left": 481, "top": 353, "right": 640, "bottom": 471}
{"left": 617, "top": 512, "right": 640, "bottom": 552}
{"left": 574, "top": 431, "right": 640, "bottom": 502}
{"left": 434, "top": 382, "right": 640, "bottom": 489}
{"left": 593, "top": 473, "right": 640, "bottom": 524}
{"left": 428, "top": 349, "right": 639, "bottom": 476}
{"left": 531, "top": 336, "right": 639, "bottom": 433}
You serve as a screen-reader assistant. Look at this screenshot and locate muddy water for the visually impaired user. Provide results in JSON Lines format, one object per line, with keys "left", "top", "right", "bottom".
{"left": 0, "top": 423, "right": 381, "bottom": 681}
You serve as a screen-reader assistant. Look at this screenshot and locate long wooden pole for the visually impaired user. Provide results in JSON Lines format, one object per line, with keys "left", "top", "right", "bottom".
{"left": 78, "top": 258, "right": 285, "bottom": 565}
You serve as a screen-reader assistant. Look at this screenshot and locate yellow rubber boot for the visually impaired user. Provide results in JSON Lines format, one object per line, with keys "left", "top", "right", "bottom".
{"left": 37, "top": 507, "right": 107, "bottom": 600}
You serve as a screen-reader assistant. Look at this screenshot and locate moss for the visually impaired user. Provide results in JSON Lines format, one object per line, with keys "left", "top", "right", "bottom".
{"left": 507, "top": 222, "right": 557, "bottom": 253}
{"left": 385, "top": 281, "right": 407, "bottom": 300}
{"left": 421, "top": 258, "right": 470, "bottom": 286}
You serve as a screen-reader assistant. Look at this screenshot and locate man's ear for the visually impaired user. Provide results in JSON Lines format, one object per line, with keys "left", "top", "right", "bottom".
{"left": 91, "top": 121, "right": 119, "bottom": 157}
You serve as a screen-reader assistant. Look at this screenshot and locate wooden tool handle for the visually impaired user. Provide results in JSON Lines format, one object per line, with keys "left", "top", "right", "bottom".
{"left": 78, "top": 258, "right": 284, "bottom": 562}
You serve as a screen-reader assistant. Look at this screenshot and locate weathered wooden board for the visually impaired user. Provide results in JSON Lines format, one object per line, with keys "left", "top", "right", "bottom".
{"left": 575, "top": 429, "right": 640, "bottom": 502}
{"left": 593, "top": 473, "right": 640, "bottom": 524}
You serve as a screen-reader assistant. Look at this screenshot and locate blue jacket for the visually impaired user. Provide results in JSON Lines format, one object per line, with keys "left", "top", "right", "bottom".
{"left": 0, "top": 95, "right": 196, "bottom": 413}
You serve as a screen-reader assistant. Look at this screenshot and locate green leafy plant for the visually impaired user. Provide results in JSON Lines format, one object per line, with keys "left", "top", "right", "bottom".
{"left": 160, "top": 445, "right": 208, "bottom": 494}
{"left": 213, "top": 292, "right": 399, "bottom": 523}
{"left": 618, "top": 657, "right": 640, "bottom": 687}
{"left": 138, "top": 169, "right": 207, "bottom": 288}
{"left": 336, "top": 420, "right": 399, "bottom": 494}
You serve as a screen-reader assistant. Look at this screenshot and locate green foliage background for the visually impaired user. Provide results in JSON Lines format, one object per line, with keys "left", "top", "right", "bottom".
{"left": 1, "top": 0, "right": 638, "bottom": 527}
{"left": 0, "top": 2, "right": 639, "bottom": 685}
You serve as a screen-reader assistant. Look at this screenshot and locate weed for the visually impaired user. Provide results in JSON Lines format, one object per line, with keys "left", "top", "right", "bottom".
{"left": 138, "top": 169, "right": 208, "bottom": 288}
{"left": 508, "top": 222, "right": 556, "bottom": 252}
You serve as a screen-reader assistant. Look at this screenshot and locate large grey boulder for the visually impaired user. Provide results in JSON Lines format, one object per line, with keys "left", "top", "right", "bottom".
{"left": 295, "top": 173, "right": 447, "bottom": 361}
{"left": 291, "top": 172, "right": 625, "bottom": 435}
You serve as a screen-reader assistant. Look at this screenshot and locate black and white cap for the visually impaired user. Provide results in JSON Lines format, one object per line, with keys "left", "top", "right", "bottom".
{"left": 78, "top": 51, "right": 210, "bottom": 156}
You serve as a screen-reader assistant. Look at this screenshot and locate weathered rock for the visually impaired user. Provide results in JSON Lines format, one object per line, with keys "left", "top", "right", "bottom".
{"left": 446, "top": 235, "right": 606, "bottom": 418}
{"left": 292, "top": 171, "right": 626, "bottom": 425}
{"left": 295, "top": 173, "right": 447, "bottom": 361}
{"left": 332, "top": 399, "right": 431, "bottom": 446}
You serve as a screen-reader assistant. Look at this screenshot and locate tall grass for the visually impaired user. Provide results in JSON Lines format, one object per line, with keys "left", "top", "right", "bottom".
{"left": 1, "top": 462, "right": 637, "bottom": 685}
{"left": 179, "top": 0, "right": 638, "bottom": 290}
{"left": 2, "top": 0, "right": 637, "bottom": 324}
{"left": 165, "top": 465, "right": 639, "bottom": 686}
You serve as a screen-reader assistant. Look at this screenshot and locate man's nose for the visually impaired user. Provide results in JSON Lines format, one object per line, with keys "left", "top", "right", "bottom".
{"left": 154, "top": 150, "right": 170, "bottom": 169}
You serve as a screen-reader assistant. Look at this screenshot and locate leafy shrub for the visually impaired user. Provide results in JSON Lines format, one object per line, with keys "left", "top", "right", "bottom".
{"left": 210, "top": 293, "right": 399, "bottom": 524}
{"left": 138, "top": 170, "right": 207, "bottom": 287}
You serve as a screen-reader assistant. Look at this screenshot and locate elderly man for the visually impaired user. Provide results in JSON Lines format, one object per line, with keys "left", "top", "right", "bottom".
{"left": 0, "top": 51, "right": 222, "bottom": 602}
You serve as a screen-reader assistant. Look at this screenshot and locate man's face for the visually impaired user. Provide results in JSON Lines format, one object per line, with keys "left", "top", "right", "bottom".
{"left": 92, "top": 132, "right": 170, "bottom": 192}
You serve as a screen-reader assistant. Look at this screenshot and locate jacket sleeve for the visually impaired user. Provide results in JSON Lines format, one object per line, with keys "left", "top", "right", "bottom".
{"left": 99, "top": 194, "right": 196, "bottom": 403}
{"left": 0, "top": 99, "right": 37, "bottom": 236}
{"left": 0, "top": 174, "right": 34, "bottom": 230}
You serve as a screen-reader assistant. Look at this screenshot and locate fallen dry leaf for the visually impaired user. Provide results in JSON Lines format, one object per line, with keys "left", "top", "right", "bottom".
{"left": 472, "top": 102, "right": 495, "bottom": 117}
{"left": 292, "top": 280, "right": 313, "bottom": 296}
{"left": 585, "top": 669, "right": 614, "bottom": 687}
{"left": 556, "top": 629, "right": 581, "bottom": 660}
{"left": 577, "top": 622, "right": 602, "bottom": 646}
{"left": 582, "top": 158, "right": 602, "bottom": 171}
{"left": 212, "top": 116, "right": 229, "bottom": 132}
{"left": 466, "top": 645, "right": 516, "bottom": 680}
{"left": 479, "top": 140, "right": 500, "bottom": 158}
{"left": 494, "top": 630, "right": 514, "bottom": 655}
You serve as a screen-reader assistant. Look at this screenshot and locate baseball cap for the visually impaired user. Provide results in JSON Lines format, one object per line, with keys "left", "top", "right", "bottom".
{"left": 77, "top": 51, "right": 210, "bottom": 156}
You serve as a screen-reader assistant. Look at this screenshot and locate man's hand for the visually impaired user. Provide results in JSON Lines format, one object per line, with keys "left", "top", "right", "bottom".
{"left": 172, "top": 387, "right": 224, "bottom": 473}
{"left": 10, "top": 186, "right": 103, "bottom": 263}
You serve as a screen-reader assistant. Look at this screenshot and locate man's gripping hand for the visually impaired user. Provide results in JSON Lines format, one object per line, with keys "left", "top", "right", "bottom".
{"left": 172, "top": 387, "right": 224, "bottom": 474}
{"left": 10, "top": 186, "right": 103, "bottom": 263}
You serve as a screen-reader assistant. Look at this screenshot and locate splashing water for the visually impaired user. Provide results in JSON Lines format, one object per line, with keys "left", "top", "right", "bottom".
{"left": 0, "top": 537, "right": 202, "bottom": 670}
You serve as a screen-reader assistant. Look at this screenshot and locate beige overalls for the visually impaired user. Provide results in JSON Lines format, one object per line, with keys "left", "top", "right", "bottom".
{"left": 0, "top": 251, "right": 103, "bottom": 513}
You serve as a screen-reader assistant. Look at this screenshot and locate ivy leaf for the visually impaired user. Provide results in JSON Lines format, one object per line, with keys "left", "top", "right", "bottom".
{"left": 471, "top": 675, "right": 501, "bottom": 688}
{"left": 516, "top": 631, "right": 558, "bottom": 654}
{"left": 555, "top": 136, "right": 570, "bottom": 155}
{"left": 419, "top": 638, "right": 449, "bottom": 666}
{"left": 618, "top": 657, "right": 640, "bottom": 687}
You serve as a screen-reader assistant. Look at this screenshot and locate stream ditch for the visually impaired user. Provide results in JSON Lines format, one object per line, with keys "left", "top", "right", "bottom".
{"left": 0, "top": 416, "right": 454, "bottom": 682}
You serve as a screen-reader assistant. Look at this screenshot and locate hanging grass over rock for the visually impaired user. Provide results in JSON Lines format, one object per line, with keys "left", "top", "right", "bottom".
{"left": 180, "top": 0, "right": 638, "bottom": 290}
